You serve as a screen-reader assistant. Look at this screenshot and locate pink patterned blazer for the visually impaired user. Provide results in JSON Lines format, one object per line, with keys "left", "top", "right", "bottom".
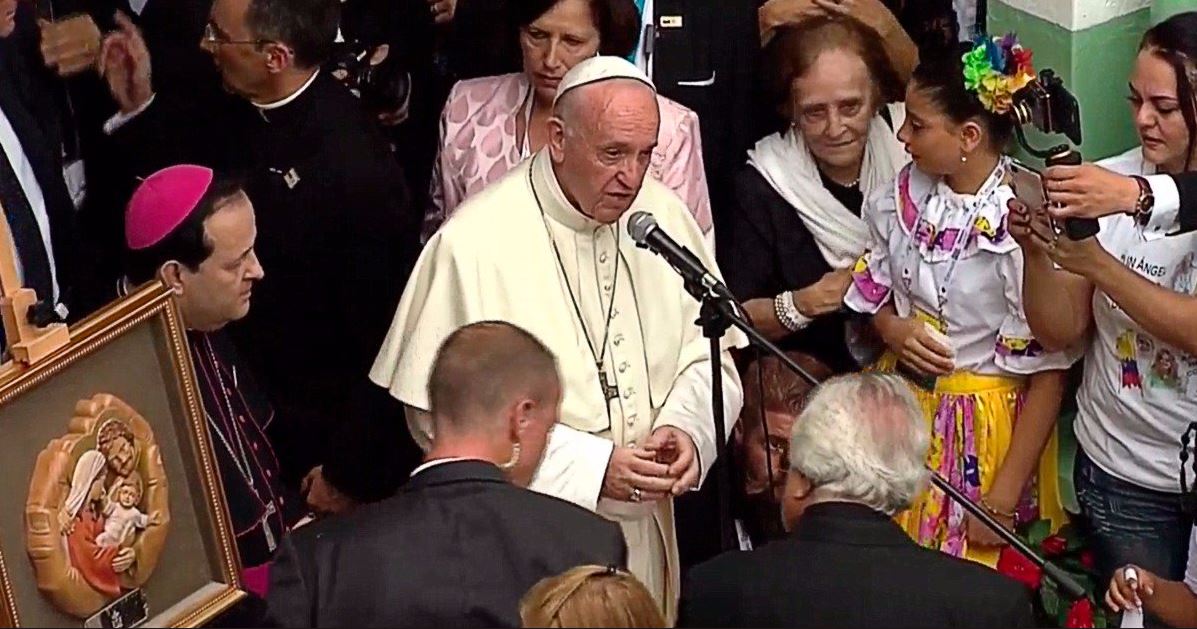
{"left": 423, "top": 72, "right": 713, "bottom": 242}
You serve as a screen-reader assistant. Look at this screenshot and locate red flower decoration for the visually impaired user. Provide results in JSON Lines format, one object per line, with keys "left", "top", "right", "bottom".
{"left": 1080, "top": 550, "right": 1095, "bottom": 570}
{"left": 1011, "top": 47, "right": 1034, "bottom": 75}
{"left": 1041, "top": 535, "right": 1067, "bottom": 557}
{"left": 1065, "top": 598, "right": 1095, "bottom": 628}
{"left": 997, "top": 546, "right": 1043, "bottom": 590}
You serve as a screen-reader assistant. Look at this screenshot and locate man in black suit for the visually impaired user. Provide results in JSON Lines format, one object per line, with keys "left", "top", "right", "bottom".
{"left": 266, "top": 321, "right": 628, "bottom": 628}
{"left": 679, "top": 373, "right": 1035, "bottom": 628}
{"left": 0, "top": 1, "right": 100, "bottom": 324}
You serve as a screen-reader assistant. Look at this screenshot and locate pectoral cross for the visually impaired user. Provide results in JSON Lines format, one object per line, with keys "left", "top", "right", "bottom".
{"left": 598, "top": 364, "right": 619, "bottom": 402}
{"left": 261, "top": 501, "right": 277, "bottom": 552}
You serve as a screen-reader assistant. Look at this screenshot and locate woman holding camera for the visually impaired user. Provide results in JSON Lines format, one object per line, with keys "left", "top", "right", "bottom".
{"left": 1012, "top": 12, "right": 1197, "bottom": 588}
{"left": 421, "top": 0, "right": 711, "bottom": 243}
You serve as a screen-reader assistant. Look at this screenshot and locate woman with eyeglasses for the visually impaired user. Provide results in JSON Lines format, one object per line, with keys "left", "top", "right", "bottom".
{"left": 1012, "top": 11, "right": 1197, "bottom": 594}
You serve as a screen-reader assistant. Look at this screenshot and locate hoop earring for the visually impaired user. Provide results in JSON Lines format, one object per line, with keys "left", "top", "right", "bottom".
{"left": 498, "top": 442, "right": 521, "bottom": 471}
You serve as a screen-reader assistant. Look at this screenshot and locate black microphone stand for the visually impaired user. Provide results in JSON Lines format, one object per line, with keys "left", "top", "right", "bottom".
{"left": 680, "top": 279, "right": 1086, "bottom": 600}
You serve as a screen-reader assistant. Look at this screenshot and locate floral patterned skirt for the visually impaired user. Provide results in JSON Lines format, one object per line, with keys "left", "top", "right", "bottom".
{"left": 874, "top": 353, "right": 1065, "bottom": 567}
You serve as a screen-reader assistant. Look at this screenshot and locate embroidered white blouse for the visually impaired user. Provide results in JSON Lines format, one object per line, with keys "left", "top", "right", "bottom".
{"left": 844, "top": 159, "right": 1078, "bottom": 376}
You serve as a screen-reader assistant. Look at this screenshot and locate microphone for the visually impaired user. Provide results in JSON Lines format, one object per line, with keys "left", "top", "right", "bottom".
{"left": 626, "top": 211, "right": 734, "bottom": 301}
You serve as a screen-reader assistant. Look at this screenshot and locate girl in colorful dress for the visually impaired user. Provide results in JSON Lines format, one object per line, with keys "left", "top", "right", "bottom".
{"left": 844, "top": 34, "right": 1078, "bottom": 566}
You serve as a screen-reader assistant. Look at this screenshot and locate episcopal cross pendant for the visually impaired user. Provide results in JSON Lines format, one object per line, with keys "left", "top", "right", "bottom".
{"left": 262, "top": 502, "right": 278, "bottom": 552}
{"left": 598, "top": 367, "right": 619, "bottom": 401}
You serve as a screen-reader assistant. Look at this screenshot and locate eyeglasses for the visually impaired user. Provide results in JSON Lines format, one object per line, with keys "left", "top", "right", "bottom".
{"left": 203, "top": 22, "right": 266, "bottom": 46}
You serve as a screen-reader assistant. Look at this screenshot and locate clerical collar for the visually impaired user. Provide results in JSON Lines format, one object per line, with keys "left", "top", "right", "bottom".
{"left": 531, "top": 148, "right": 606, "bottom": 233}
{"left": 254, "top": 70, "right": 321, "bottom": 111}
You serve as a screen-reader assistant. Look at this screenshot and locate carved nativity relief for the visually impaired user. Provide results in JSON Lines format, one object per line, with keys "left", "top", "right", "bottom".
{"left": 24, "top": 394, "right": 170, "bottom": 619}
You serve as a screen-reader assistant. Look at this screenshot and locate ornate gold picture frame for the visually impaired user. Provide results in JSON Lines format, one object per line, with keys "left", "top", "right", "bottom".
{"left": 0, "top": 283, "right": 243, "bottom": 627}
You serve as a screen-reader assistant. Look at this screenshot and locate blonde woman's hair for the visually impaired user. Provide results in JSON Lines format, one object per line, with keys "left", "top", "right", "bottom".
{"left": 520, "top": 565, "right": 666, "bottom": 628}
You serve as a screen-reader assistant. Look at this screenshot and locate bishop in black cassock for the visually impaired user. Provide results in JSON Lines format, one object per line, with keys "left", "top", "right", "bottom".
{"left": 123, "top": 164, "right": 303, "bottom": 598}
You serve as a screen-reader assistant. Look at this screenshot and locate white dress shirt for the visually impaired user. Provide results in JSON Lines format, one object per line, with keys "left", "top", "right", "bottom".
{"left": 0, "top": 104, "right": 61, "bottom": 305}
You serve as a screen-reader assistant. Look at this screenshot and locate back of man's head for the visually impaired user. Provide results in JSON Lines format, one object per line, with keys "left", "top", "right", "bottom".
{"left": 428, "top": 321, "right": 560, "bottom": 436}
{"left": 246, "top": 0, "right": 339, "bottom": 68}
{"left": 788, "top": 373, "right": 929, "bottom": 515}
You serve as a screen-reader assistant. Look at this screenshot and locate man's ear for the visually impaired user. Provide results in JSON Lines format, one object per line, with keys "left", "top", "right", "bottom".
{"left": 786, "top": 472, "right": 813, "bottom": 502}
{"left": 262, "top": 42, "right": 295, "bottom": 74}
{"left": 509, "top": 399, "right": 535, "bottom": 443}
{"left": 159, "top": 260, "right": 185, "bottom": 295}
{"left": 547, "top": 116, "right": 567, "bottom": 163}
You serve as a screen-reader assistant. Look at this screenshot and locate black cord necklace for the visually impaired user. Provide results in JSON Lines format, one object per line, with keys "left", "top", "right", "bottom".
{"left": 529, "top": 156, "right": 622, "bottom": 405}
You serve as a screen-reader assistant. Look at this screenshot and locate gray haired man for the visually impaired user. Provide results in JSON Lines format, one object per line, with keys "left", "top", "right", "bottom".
{"left": 680, "top": 373, "right": 1036, "bottom": 628}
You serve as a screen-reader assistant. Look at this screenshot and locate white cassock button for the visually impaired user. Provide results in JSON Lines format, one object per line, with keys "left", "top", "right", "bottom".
{"left": 619, "top": 361, "right": 629, "bottom": 373}
{"left": 614, "top": 334, "right": 624, "bottom": 346}
{"left": 622, "top": 387, "right": 634, "bottom": 399}
{"left": 628, "top": 414, "right": 637, "bottom": 427}
{"left": 599, "top": 252, "right": 608, "bottom": 263}
{"left": 603, "top": 283, "right": 612, "bottom": 292}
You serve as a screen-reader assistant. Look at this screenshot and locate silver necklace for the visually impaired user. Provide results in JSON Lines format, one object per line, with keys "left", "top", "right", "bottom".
{"left": 528, "top": 156, "right": 621, "bottom": 404}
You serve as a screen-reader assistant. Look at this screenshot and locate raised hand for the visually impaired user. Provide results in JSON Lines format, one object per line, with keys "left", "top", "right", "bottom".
{"left": 99, "top": 11, "right": 153, "bottom": 114}
{"left": 38, "top": 15, "right": 101, "bottom": 77}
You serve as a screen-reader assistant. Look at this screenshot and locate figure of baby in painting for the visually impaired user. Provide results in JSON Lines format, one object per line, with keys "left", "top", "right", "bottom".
{"left": 97, "top": 473, "right": 160, "bottom": 548}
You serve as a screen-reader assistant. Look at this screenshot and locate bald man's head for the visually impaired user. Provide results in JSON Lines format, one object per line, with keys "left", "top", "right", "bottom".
{"left": 428, "top": 321, "right": 561, "bottom": 432}
{"left": 547, "top": 78, "right": 660, "bottom": 225}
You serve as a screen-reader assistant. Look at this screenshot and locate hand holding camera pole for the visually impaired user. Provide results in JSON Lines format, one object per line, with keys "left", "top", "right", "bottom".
{"left": 1011, "top": 69, "right": 1098, "bottom": 240}
{"left": 1044, "top": 149, "right": 1101, "bottom": 240}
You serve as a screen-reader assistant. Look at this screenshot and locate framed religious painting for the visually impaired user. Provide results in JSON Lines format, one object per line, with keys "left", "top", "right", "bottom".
{"left": 0, "top": 282, "right": 244, "bottom": 627}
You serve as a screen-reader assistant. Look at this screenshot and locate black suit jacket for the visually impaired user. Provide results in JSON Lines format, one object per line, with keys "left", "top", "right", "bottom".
{"left": 678, "top": 502, "right": 1036, "bottom": 628}
{"left": 0, "top": 7, "right": 101, "bottom": 318}
{"left": 266, "top": 460, "right": 628, "bottom": 628}
{"left": 653, "top": 0, "right": 765, "bottom": 250}
{"left": 1173, "top": 172, "right": 1197, "bottom": 233}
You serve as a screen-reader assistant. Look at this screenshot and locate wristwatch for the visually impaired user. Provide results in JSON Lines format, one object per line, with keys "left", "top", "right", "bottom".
{"left": 1129, "top": 175, "right": 1155, "bottom": 223}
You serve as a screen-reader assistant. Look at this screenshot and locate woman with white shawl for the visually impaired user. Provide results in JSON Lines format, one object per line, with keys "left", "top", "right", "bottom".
{"left": 722, "top": 16, "right": 910, "bottom": 373}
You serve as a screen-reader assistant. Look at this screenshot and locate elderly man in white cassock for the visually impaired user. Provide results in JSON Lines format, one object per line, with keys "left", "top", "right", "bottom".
{"left": 370, "top": 56, "right": 744, "bottom": 618}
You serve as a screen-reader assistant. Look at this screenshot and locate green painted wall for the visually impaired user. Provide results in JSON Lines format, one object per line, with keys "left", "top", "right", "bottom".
{"left": 1153, "top": 0, "right": 1195, "bottom": 23}
{"left": 989, "top": 2, "right": 1151, "bottom": 164}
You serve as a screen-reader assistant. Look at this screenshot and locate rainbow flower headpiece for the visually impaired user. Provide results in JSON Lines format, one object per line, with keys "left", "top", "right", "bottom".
{"left": 962, "top": 33, "right": 1036, "bottom": 114}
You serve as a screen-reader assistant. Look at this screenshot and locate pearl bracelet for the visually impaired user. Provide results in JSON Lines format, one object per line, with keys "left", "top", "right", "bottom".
{"left": 773, "top": 291, "right": 809, "bottom": 332}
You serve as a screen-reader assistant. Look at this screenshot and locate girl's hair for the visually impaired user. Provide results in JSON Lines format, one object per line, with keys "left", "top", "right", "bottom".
{"left": 910, "top": 41, "right": 1016, "bottom": 150}
{"left": 509, "top": 0, "right": 640, "bottom": 58}
{"left": 519, "top": 565, "right": 666, "bottom": 628}
{"left": 761, "top": 17, "right": 903, "bottom": 128}
{"left": 1140, "top": 11, "right": 1197, "bottom": 171}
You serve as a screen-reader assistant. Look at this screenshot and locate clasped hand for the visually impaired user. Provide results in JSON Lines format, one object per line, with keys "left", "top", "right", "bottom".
{"left": 602, "top": 426, "right": 700, "bottom": 504}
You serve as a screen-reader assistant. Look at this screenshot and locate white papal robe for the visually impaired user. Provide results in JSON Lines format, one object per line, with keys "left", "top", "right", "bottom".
{"left": 370, "top": 149, "right": 744, "bottom": 619}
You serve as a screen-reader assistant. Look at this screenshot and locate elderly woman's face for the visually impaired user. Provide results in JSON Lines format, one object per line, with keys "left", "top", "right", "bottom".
{"left": 1129, "top": 48, "right": 1195, "bottom": 174}
{"left": 520, "top": 0, "right": 601, "bottom": 103}
{"left": 789, "top": 49, "right": 877, "bottom": 176}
